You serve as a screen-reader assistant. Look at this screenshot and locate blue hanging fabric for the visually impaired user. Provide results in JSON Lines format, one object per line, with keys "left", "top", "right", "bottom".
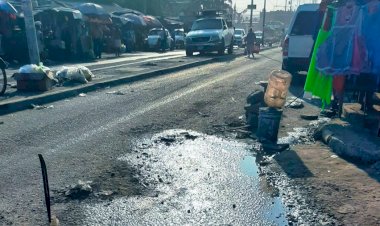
{"left": 316, "top": 2, "right": 361, "bottom": 76}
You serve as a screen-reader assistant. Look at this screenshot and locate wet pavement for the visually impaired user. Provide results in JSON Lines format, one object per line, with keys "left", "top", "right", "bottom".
{"left": 80, "top": 130, "right": 287, "bottom": 225}
{"left": 0, "top": 48, "right": 313, "bottom": 225}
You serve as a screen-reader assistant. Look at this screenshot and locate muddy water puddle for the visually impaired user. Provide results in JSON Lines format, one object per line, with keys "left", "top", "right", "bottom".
{"left": 79, "top": 130, "right": 288, "bottom": 225}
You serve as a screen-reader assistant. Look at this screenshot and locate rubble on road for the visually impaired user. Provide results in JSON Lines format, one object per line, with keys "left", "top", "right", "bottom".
{"left": 65, "top": 180, "right": 93, "bottom": 199}
{"left": 106, "top": 90, "right": 126, "bottom": 95}
{"left": 286, "top": 97, "right": 304, "bottom": 109}
{"left": 31, "top": 104, "right": 54, "bottom": 110}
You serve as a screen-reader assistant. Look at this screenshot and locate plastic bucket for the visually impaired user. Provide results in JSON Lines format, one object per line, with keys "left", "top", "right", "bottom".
{"left": 256, "top": 107, "right": 283, "bottom": 143}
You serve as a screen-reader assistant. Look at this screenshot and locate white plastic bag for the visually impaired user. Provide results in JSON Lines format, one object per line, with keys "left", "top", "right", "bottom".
{"left": 19, "top": 64, "right": 39, "bottom": 73}
{"left": 78, "top": 66, "right": 94, "bottom": 81}
{"left": 56, "top": 66, "right": 87, "bottom": 84}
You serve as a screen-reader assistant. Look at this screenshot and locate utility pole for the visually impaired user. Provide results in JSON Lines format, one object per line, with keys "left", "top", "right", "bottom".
{"left": 249, "top": 0, "right": 253, "bottom": 28}
{"left": 21, "top": 0, "right": 40, "bottom": 64}
{"left": 262, "top": 0, "right": 266, "bottom": 46}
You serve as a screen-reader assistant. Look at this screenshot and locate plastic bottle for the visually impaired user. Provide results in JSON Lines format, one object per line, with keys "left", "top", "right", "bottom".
{"left": 264, "top": 70, "right": 292, "bottom": 108}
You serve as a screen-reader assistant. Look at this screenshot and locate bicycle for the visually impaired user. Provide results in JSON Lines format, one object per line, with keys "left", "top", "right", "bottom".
{"left": 0, "top": 57, "right": 7, "bottom": 95}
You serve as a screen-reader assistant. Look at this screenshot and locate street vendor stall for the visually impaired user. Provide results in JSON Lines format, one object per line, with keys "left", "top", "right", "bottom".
{"left": 305, "top": 0, "right": 380, "bottom": 131}
{"left": 34, "top": 7, "right": 84, "bottom": 61}
{"left": 76, "top": 3, "right": 112, "bottom": 59}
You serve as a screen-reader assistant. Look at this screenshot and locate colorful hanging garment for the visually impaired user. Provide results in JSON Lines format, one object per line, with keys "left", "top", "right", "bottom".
{"left": 305, "top": 7, "right": 335, "bottom": 108}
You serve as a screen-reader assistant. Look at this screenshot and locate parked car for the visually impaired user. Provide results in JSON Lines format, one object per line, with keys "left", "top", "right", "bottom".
{"left": 145, "top": 28, "right": 174, "bottom": 51}
{"left": 282, "top": 4, "right": 323, "bottom": 74}
{"left": 174, "top": 29, "right": 186, "bottom": 49}
{"left": 234, "top": 28, "right": 246, "bottom": 47}
{"left": 185, "top": 16, "right": 234, "bottom": 56}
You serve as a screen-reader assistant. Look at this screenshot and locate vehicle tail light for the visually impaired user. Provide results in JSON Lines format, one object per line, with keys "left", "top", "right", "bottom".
{"left": 282, "top": 36, "right": 289, "bottom": 57}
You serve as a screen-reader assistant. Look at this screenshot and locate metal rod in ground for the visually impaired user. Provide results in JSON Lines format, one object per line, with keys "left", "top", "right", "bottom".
{"left": 38, "top": 154, "right": 51, "bottom": 223}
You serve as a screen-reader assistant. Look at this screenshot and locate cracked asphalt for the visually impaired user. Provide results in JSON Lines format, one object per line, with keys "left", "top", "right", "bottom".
{"left": 0, "top": 48, "right": 299, "bottom": 225}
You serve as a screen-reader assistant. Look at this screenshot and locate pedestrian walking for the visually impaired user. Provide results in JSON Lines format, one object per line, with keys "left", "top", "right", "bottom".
{"left": 245, "top": 28, "right": 256, "bottom": 58}
{"left": 112, "top": 27, "right": 122, "bottom": 57}
{"left": 161, "top": 27, "right": 167, "bottom": 52}
{"left": 91, "top": 25, "right": 104, "bottom": 59}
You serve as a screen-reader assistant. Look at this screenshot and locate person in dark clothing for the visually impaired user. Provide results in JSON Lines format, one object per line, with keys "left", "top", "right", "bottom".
{"left": 245, "top": 28, "right": 256, "bottom": 58}
{"left": 161, "top": 27, "right": 167, "bottom": 52}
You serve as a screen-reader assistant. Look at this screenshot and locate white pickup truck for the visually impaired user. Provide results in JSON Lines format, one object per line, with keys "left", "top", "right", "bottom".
{"left": 185, "top": 17, "right": 234, "bottom": 56}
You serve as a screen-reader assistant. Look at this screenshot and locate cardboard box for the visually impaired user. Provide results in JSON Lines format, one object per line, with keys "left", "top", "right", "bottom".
{"left": 13, "top": 72, "right": 54, "bottom": 92}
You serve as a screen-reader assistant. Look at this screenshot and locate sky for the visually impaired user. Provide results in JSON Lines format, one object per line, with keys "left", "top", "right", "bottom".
{"left": 233, "top": 0, "right": 319, "bottom": 13}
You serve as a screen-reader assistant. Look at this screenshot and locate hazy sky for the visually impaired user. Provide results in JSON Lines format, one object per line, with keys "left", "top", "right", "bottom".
{"left": 233, "top": 0, "right": 319, "bottom": 12}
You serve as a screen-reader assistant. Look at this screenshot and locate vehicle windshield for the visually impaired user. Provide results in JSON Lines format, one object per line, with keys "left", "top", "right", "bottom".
{"left": 191, "top": 19, "right": 223, "bottom": 31}
{"left": 235, "top": 30, "right": 244, "bottom": 35}
{"left": 149, "top": 30, "right": 164, "bottom": 36}
{"left": 291, "top": 11, "right": 323, "bottom": 35}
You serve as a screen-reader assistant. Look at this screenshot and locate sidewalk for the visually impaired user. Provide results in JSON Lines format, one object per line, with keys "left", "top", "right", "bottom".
{"left": 261, "top": 91, "right": 380, "bottom": 225}
{"left": 0, "top": 46, "right": 277, "bottom": 115}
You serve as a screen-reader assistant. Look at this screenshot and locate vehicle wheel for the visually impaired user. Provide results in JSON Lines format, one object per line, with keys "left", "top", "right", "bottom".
{"left": 186, "top": 49, "right": 193, "bottom": 56}
{"left": 0, "top": 68, "right": 7, "bottom": 96}
{"left": 228, "top": 41, "right": 233, "bottom": 54}
{"left": 218, "top": 40, "right": 225, "bottom": 55}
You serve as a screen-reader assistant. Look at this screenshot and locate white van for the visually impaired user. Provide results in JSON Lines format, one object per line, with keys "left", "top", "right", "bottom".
{"left": 282, "top": 4, "right": 323, "bottom": 74}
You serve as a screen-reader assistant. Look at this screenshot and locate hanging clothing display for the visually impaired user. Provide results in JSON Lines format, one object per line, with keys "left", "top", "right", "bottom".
{"left": 316, "top": 2, "right": 361, "bottom": 75}
{"left": 305, "top": 6, "right": 335, "bottom": 108}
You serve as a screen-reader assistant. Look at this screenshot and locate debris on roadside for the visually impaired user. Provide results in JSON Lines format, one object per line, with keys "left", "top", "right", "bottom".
{"left": 78, "top": 93, "right": 87, "bottom": 97}
{"left": 286, "top": 97, "right": 304, "bottom": 109}
{"left": 31, "top": 104, "right": 54, "bottom": 110}
{"left": 106, "top": 90, "right": 126, "bottom": 95}
{"left": 300, "top": 114, "right": 319, "bottom": 120}
{"left": 94, "top": 190, "right": 114, "bottom": 198}
{"left": 56, "top": 66, "right": 94, "bottom": 84}
{"left": 65, "top": 180, "right": 93, "bottom": 199}
{"left": 197, "top": 111, "right": 210, "bottom": 117}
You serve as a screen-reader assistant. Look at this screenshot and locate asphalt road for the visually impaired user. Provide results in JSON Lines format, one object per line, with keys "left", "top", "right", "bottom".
{"left": 0, "top": 48, "right": 288, "bottom": 225}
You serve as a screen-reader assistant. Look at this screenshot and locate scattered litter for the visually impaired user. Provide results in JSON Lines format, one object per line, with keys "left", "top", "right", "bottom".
{"left": 231, "top": 97, "right": 237, "bottom": 102}
{"left": 56, "top": 66, "right": 94, "bottom": 84}
{"left": 79, "top": 93, "right": 87, "bottom": 97}
{"left": 95, "top": 190, "right": 114, "bottom": 197}
{"left": 65, "top": 180, "right": 93, "bottom": 199}
{"left": 197, "top": 111, "right": 210, "bottom": 117}
{"left": 31, "top": 104, "right": 54, "bottom": 110}
{"left": 337, "top": 204, "right": 356, "bottom": 214}
{"left": 286, "top": 97, "right": 304, "bottom": 109}
{"left": 330, "top": 155, "right": 338, "bottom": 158}
{"left": 238, "top": 115, "right": 244, "bottom": 120}
{"left": 106, "top": 90, "right": 126, "bottom": 95}
{"left": 19, "top": 63, "right": 50, "bottom": 74}
{"left": 300, "top": 114, "right": 319, "bottom": 120}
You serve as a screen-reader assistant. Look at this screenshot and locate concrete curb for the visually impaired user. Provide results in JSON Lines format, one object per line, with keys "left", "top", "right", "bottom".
{"left": 0, "top": 58, "right": 214, "bottom": 115}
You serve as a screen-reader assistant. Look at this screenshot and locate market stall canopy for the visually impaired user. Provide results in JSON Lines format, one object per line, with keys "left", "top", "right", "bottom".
{"left": 76, "top": 3, "right": 109, "bottom": 17}
{"left": 112, "top": 8, "right": 144, "bottom": 16}
{"left": 121, "top": 13, "right": 146, "bottom": 26}
{"left": 39, "top": 7, "right": 83, "bottom": 20}
{"left": 143, "top": 15, "right": 162, "bottom": 28}
{"left": 0, "top": 0, "right": 17, "bottom": 15}
{"left": 111, "top": 15, "right": 133, "bottom": 25}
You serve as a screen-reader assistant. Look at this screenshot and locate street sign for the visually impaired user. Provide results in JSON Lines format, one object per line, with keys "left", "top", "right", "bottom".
{"left": 248, "top": 4, "right": 257, "bottom": 10}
